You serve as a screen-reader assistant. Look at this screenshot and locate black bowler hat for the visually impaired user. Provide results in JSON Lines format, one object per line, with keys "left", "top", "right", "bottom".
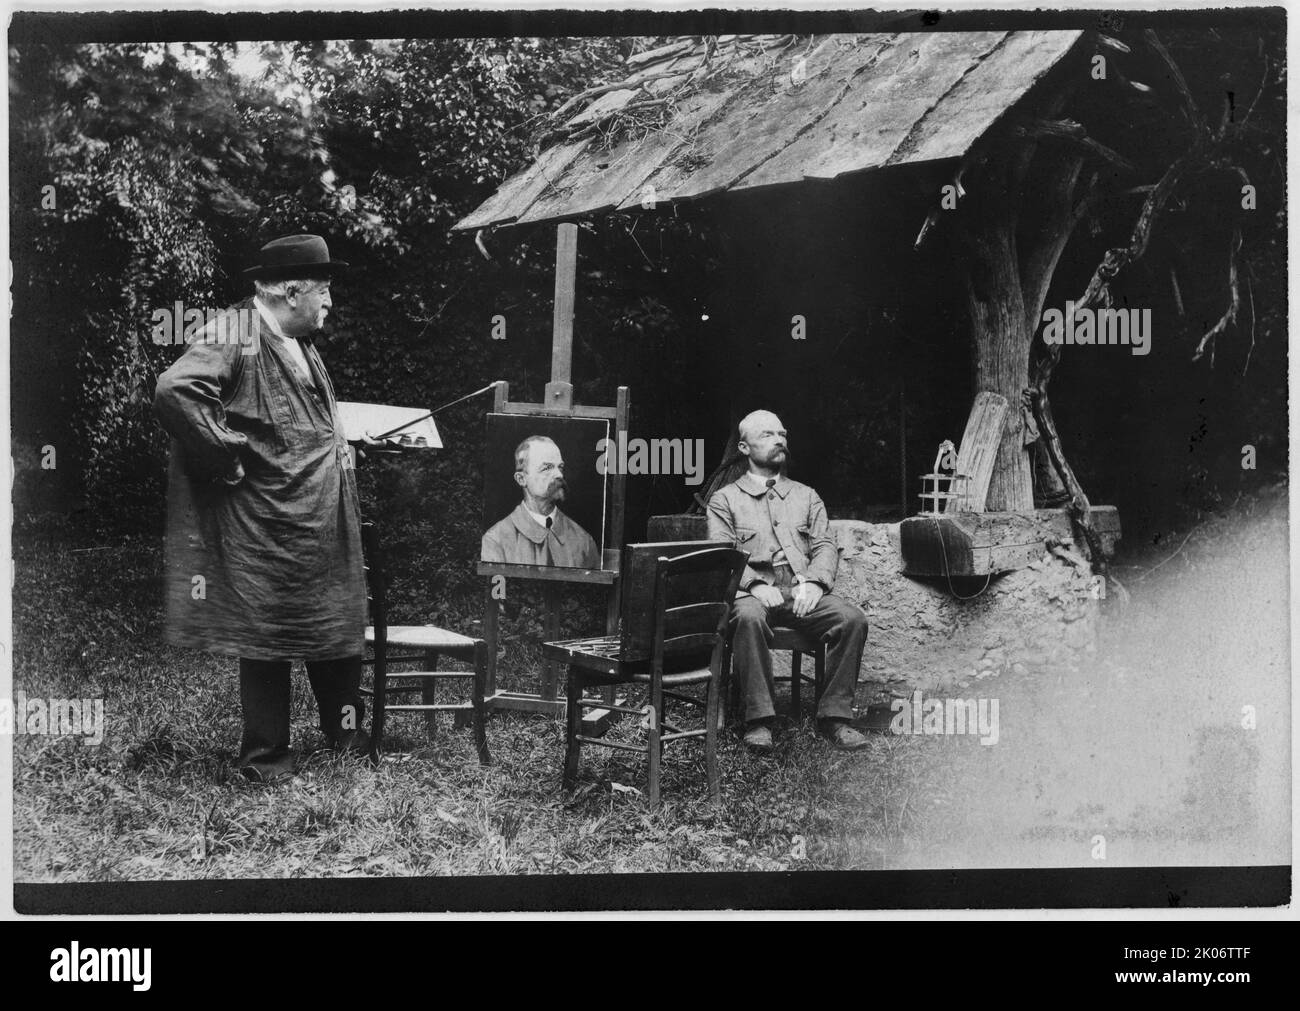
{"left": 243, "top": 234, "right": 349, "bottom": 281}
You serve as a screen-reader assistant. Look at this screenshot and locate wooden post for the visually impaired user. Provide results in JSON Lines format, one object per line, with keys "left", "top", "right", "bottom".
{"left": 483, "top": 581, "right": 499, "bottom": 698}
{"left": 540, "top": 583, "right": 562, "bottom": 701}
{"left": 601, "top": 385, "right": 631, "bottom": 708}
{"left": 475, "top": 232, "right": 629, "bottom": 726}
{"left": 899, "top": 379, "right": 907, "bottom": 518}
{"left": 606, "top": 386, "right": 630, "bottom": 631}
{"left": 544, "top": 223, "right": 577, "bottom": 411}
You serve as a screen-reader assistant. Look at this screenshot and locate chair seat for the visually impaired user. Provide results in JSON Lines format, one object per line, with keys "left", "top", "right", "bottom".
{"left": 771, "top": 627, "right": 821, "bottom": 652}
{"left": 366, "top": 625, "right": 478, "bottom": 650}
{"left": 544, "top": 635, "right": 714, "bottom": 684}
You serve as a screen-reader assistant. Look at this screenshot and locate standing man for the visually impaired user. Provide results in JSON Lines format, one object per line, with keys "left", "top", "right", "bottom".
{"left": 481, "top": 435, "right": 600, "bottom": 568}
{"left": 707, "top": 410, "right": 870, "bottom": 753}
{"left": 154, "top": 233, "right": 368, "bottom": 782}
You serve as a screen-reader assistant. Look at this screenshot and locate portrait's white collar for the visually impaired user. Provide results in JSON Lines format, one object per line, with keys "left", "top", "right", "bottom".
{"left": 510, "top": 502, "right": 566, "bottom": 545}
{"left": 524, "top": 504, "right": 558, "bottom": 529}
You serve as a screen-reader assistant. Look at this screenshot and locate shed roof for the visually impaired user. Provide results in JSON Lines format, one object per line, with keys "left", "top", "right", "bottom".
{"left": 454, "top": 30, "right": 1085, "bottom": 232}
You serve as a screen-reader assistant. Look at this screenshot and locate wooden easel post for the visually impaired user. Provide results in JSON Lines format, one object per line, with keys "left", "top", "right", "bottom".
{"left": 478, "top": 380, "right": 629, "bottom": 715}
{"left": 478, "top": 222, "right": 630, "bottom": 721}
{"left": 545, "top": 223, "right": 578, "bottom": 412}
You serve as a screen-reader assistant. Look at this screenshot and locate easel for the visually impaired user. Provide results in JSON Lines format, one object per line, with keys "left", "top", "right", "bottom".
{"left": 476, "top": 222, "right": 630, "bottom": 720}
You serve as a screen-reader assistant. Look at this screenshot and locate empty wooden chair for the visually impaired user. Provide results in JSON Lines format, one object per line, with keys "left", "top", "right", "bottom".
{"left": 545, "top": 546, "right": 747, "bottom": 806}
{"left": 361, "top": 523, "right": 490, "bottom": 765}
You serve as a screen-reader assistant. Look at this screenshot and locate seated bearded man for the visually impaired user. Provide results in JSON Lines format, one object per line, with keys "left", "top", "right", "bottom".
{"left": 706, "top": 410, "right": 870, "bottom": 753}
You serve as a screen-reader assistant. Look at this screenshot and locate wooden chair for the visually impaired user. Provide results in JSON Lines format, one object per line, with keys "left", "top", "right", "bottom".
{"left": 545, "top": 546, "right": 747, "bottom": 806}
{"left": 361, "top": 523, "right": 490, "bottom": 765}
{"left": 771, "top": 627, "right": 827, "bottom": 719}
{"left": 719, "top": 623, "right": 828, "bottom": 725}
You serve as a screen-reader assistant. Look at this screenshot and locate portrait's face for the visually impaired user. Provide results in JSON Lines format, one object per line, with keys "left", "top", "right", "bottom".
{"left": 516, "top": 439, "right": 566, "bottom": 507}
{"left": 740, "top": 412, "right": 788, "bottom": 470}
{"left": 285, "top": 280, "right": 332, "bottom": 334}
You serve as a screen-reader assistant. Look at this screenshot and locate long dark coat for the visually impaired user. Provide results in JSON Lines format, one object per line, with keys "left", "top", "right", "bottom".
{"left": 153, "top": 297, "right": 365, "bottom": 661}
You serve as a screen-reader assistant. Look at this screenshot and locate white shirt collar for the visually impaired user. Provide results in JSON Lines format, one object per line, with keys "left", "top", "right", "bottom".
{"left": 525, "top": 504, "right": 558, "bottom": 529}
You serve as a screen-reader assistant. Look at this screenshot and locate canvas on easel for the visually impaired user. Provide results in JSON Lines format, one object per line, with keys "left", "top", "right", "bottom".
{"left": 473, "top": 223, "right": 630, "bottom": 720}
{"left": 480, "top": 413, "right": 610, "bottom": 571}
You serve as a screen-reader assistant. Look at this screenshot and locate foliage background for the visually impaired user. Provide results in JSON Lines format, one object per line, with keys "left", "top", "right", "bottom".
{"left": 9, "top": 28, "right": 1288, "bottom": 633}
{"left": 6, "top": 20, "right": 1290, "bottom": 886}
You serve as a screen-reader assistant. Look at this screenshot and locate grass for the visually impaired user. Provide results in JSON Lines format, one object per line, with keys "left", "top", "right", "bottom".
{"left": 12, "top": 481, "right": 1289, "bottom": 883}
{"left": 11, "top": 537, "right": 933, "bottom": 880}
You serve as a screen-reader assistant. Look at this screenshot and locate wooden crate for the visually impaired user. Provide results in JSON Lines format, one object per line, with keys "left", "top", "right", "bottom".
{"left": 647, "top": 514, "right": 710, "bottom": 542}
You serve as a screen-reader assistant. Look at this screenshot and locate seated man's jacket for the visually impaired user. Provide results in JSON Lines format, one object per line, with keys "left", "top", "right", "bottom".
{"left": 706, "top": 472, "right": 838, "bottom": 596}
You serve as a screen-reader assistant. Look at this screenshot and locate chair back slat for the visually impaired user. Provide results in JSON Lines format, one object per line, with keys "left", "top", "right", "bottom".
{"left": 663, "top": 601, "right": 729, "bottom": 639}
{"left": 619, "top": 540, "right": 732, "bottom": 655}
{"left": 660, "top": 632, "right": 722, "bottom": 656}
{"left": 650, "top": 547, "right": 748, "bottom": 677}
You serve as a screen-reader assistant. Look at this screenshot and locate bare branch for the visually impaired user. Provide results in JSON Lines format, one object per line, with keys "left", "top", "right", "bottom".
{"left": 1031, "top": 137, "right": 1204, "bottom": 397}
{"left": 1240, "top": 52, "right": 1272, "bottom": 128}
{"left": 1193, "top": 227, "right": 1243, "bottom": 364}
{"left": 1242, "top": 263, "right": 1257, "bottom": 377}
{"left": 913, "top": 206, "right": 940, "bottom": 250}
{"left": 549, "top": 70, "right": 686, "bottom": 123}
{"left": 1015, "top": 117, "right": 1136, "bottom": 172}
{"left": 913, "top": 154, "right": 983, "bottom": 250}
{"left": 1026, "top": 386, "right": 1112, "bottom": 580}
{"left": 1140, "top": 29, "right": 1204, "bottom": 132}
{"left": 1070, "top": 170, "right": 1100, "bottom": 224}
{"left": 1169, "top": 265, "right": 1184, "bottom": 315}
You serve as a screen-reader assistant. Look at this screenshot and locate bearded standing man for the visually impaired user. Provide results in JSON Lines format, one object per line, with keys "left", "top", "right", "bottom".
{"left": 154, "top": 234, "right": 368, "bottom": 782}
{"left": 707, "top": 410, "right": 870, "bottom": 753}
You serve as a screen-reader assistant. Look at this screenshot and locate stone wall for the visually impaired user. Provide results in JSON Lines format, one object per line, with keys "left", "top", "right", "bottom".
{"left": 645, "top": 512, "right": 1102, "bottom": 692}
{"left": 831, "top": 520, "right": 1101, "bottom": 690}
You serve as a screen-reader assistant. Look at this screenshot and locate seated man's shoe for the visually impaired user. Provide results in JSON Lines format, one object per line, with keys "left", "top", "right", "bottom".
{"left": 742, "top": 721, "right": 774, "bottom": 754}
{"left": 819, "top": 719, "right": 869, "bottom": 752}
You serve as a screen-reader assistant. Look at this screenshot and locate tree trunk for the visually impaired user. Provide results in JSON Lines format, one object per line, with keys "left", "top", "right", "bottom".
{"left": 964, "top": 218, "right": 1034, "bottom": 512}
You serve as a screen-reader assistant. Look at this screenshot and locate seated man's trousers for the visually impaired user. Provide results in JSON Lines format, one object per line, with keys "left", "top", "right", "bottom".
{"left": 728, "top": 593, "right": 867, "bottom": 725}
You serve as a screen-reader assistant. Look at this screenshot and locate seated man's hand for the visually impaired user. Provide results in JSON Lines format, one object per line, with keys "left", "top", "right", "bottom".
{"left": 750, "top": 583, "right": 784, "bottom": 609}
{"left": 791, "top": 579, "right": 824, "bottom": 618}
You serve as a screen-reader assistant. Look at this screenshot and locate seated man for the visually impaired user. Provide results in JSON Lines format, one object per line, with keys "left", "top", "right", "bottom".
{"left": 707, "top": 410, "right": 869, "bottom": 753}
